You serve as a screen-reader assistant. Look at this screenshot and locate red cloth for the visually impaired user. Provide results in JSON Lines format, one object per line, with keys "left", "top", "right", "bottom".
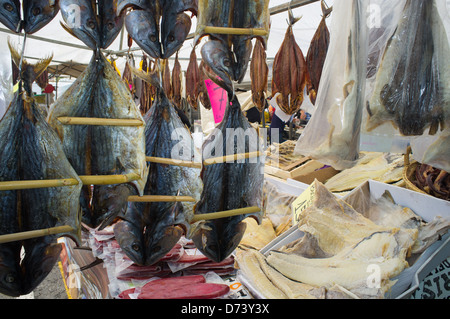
{"left": 43, "top": 83, "right": 55, "bottom": 94}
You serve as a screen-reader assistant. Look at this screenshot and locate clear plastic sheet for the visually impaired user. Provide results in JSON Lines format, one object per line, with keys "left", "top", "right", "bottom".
{"left": 262, "top": 179, "right": 296, "bottom": 233}
{"left": 294, "top": 0, "right": 369, "bottom": 170}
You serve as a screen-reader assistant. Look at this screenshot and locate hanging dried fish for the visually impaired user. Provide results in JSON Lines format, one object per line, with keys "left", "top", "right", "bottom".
{"left": 185, "top": 48, "right": 200, "bottom": 110}
{"left": 271, "top": 9, "right": 308, "bottom": 116}
{"left": 171, "top": 51, "right": 182, "bottom": 108}
{"left": 306, "top": 1, "right": 332, "bottom": 105}
{"left": 198, "top": 60, "right": 212, "bottom": 110}
{"left": 366, "top": 0, "right": 449, "bottom": 136}
{"left": 250, "top": 39, "right": 268, "bottom": 112}
{"left": 162, "top": 59, "right": 172, "bottom": 100}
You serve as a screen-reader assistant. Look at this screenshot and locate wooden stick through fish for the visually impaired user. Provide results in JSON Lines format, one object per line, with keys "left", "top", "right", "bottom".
{"left": 79, "top": 173, "right": 140, "bottom": 185}
{"left": 0, "top": 178, "right": 80, "bottom": 191}
{"left": 57, "top": 117, "right": 144, "bottom": 127}
{"left": 127, "top": 195, "right": 196, "bottom": 203}
{"left": 0, "top": 225, "right": 74, "bottom": 244}
{"left": 191, "top": 206, "right": 261, "bottom": 223}
{"left": 202, "top": 26, "right": 269, "bottom": 37}
{"left": 146, "top": 156, "right": 202, "bottom": 169}
{"left": 203, "top": 151, "right": 263, "bottom": 166}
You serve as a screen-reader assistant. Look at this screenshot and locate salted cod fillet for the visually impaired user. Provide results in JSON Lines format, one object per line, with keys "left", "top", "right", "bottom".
{"left": 267, "top": 230, "right": 410, "bottom": 298}
{"left": 296, "top": 181, "right": 418, "bottom": 256}
{"left": 324, "top": 152, "right": 404, "bottom": 193}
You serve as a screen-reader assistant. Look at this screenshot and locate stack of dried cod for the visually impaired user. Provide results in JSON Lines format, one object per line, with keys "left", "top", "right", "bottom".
{"left": 236, "top": 181, "right": 450, "bottom": 299}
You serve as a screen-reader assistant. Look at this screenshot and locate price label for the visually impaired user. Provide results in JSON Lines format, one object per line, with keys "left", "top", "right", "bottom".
{"left": 291, "top": 182, "right": 316, "bottom": 224}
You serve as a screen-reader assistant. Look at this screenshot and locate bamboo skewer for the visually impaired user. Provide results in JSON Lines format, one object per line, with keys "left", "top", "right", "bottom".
{"left": 58, "top": 117, "right": 144, "bottom": 127}
{"left": 202, "top": 26, "right": 269, "bottom": 37}
{"left": 191, "top": 206, "right": 261, "bottom": 223}
{"left": 203, "top": 151, "right": 263, "bottom": 166}
{"left": 0, "top": 178, "right": 79, "bottom": 191}
{"left": 128, "top": 195, "right": 196, "bottom": 203}
{"left": 0, "top": 225, "right": 74, "bottom": 244}
{"left": 146, "top": 156, "right": 202, "bottom": 169}
{"left": 79, "top": 173, "right": 140, "bottom": 185}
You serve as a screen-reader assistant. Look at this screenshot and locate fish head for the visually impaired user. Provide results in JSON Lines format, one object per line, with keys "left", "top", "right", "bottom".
{"left": 21, "top": 238, "right": 62, "bottom": 295}
{"left": 125, "top": 9, "right": 161, "bottom": 59}
{"left": 191, "top": 219, "right": 247, "bottom": 263}
{"left": 116, "top": 0, "right": 152, "bottom": 15}
{"left": 144, "top": 202, "right": 185, "bottom": 265}
{"left": 98, "top": 0, "right": 124, "bottom": 49}
{"left": 92, "top": 183, "right": 136, "bottom": 230}
{"left": 0, "top": 0, "right": 21, "bottom": 32}
{"left": 161, "top": 12, "right": 191, "bottom": 59}
{"left": 113, "top": 212, "right": 145, "bottom": 266}
{"left": 60, "top": 0, "right": 100, "bottom": 50}
{"left": 200, "top": 39, "right": 235, "bottom": 96}
{"left": 23, "top": 0, "right": 59, "bottom": 34}
{"left": 0, "top": 243, "right": 22, "bottom": 297}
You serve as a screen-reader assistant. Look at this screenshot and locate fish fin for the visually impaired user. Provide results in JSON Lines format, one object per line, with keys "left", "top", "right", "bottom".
{"left": 288, "top": 8, "right": 302, "bottom": 26}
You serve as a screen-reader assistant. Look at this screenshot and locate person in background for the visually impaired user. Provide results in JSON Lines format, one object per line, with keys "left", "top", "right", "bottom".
{"left": 267, "top": 93, "right": 291, "bottom": 144}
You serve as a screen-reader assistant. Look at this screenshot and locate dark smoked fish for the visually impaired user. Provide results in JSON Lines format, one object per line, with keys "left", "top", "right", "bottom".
{"left": 250, "top": 39, "right": 268, "bottom": 112}
{"left": 114, "top": 67, "right": 202, "bottom": 266}
{"left": 190, "top": 96, "right": 264, "bottom": 262}
{"left": 271, "top": 9, "right": 308, "bottom": 116}
{"left": 0, "top": 43, "right": 82, "bottom": 297}
{"left": 366, "top": 0, "right": 449, "bottom": 136}
{"left": 185, "top": 48, "right": 200, "bottom": 110}
{"left": 306, "top": 1, "right": 332, "bottom": 105}
{"left": 171, "top": 51, "right": 182, "bottom": 108}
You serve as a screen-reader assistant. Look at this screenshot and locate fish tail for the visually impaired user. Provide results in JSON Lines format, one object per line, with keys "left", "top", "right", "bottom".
{"left": 287, "top": 8, "right": 302, "bottom": 26}
{"left": 129, "top": 63, "right": 162, "bottom": 89}
{"left": 8, "top": 40, "right": 53, "bottom": 84}
{"left": 321, "top": 1, "right": 333, "bottom": 18}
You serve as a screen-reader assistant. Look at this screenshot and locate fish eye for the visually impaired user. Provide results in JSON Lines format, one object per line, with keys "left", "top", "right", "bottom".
{"left": 3, "top": 3, "right": 13, "bottom": 11}
{"left": 32, "top": 7, "right": 41, "bottom": 16}
{"left": 5, "top": 273, "right": 15, "bottom": 283}
{"left": 150, "top": 35, "right": 157, "bottom": 42}
{"left": 131, "top": 244, "right": 140, "bottom": 252}
{"left": 168, "top": 35, "right": 175, "bottom": 42}
{"left": 107, "top": 22, "right": 114, "bottom": 31}
{"left": 87, "top": 19, "right": 96, "bottom": 29}
{"left": 223, "top": 59, "right": 231, "bottom": 67}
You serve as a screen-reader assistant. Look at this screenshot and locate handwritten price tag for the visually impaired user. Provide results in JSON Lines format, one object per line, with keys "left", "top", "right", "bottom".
{"left": 205, "top": 79, "right": 228, "bottom": 124}
{"left": 291, "top": 182, "right": 316, "bottom": 224}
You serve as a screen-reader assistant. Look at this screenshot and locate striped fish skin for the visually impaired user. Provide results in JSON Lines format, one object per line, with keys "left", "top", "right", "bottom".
{"left": 47, "top": 51, "right": 146, "bottom": 230}
{"left": 0, "top": 44, "right": 82, "bottom": 296}
{"left": 190, "top": 96, "right": 264, "bottom": 263}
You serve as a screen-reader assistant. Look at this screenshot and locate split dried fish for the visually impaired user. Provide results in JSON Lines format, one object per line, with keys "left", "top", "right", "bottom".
{"left": 306, "top": 1, "right": 332, "bottom": 105}
{"left": 185, "top": 48, "right": 200, "bottom": 110}
{"left": 250, "top": 39, "right": 268, "bottom": 112}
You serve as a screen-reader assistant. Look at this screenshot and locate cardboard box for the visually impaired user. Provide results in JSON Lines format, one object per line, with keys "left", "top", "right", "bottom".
{"left": 254, "top": 180, "right": 450, "bottom": 299}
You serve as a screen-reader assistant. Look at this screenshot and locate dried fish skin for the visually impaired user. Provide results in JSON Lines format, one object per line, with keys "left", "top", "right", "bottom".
{"left": 271, "top": 10, "right": 308, "bottom": 116}
{"left": 366, "top": 0, "right": 450, "bottom": 136}
{"left": 306, "top": 1, "right": 332, "bottom": 105}
{"left": 47, "top": 51, "right": 146, "bottom": 229}
{"left": 0, "top": 0, "right": 21, "bottom": 32}
{"left": 250, "top": 39, "right": 268, "bottom": 112}
{"left": 198, "top": 61, "right": 212, "bottom": 110}
{"left": 190, "top": 96, "right": 264, "bottom": 262}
